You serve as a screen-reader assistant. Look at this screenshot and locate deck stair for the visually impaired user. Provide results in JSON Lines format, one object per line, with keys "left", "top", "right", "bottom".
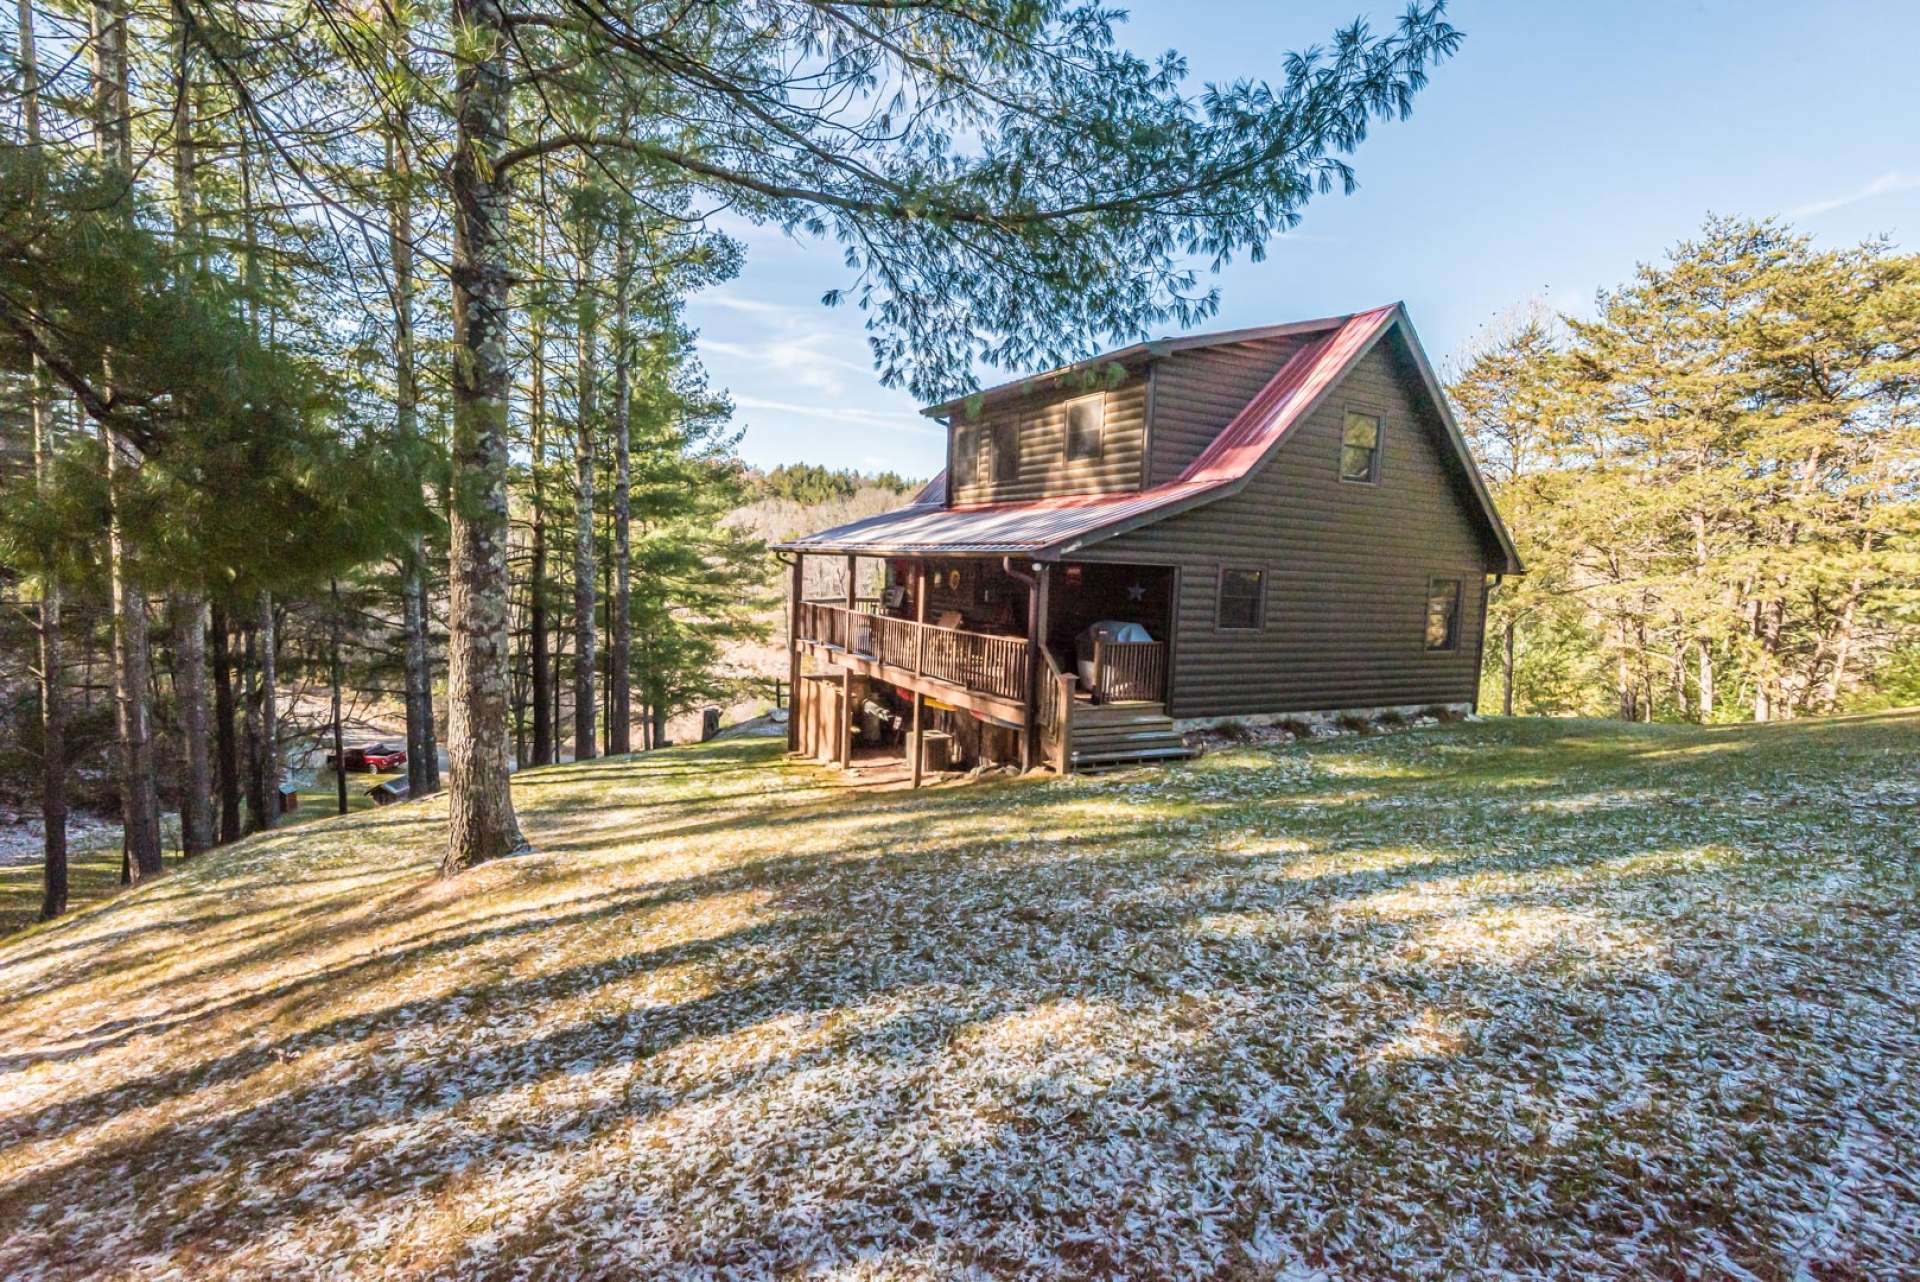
{"left": 1067, "top": 701, "right": 1195, "bottom": 771}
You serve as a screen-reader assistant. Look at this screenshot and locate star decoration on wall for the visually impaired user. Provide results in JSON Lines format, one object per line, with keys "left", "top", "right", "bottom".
{"left": 1126, "top": 582, "right": 1146, "bottom": 602}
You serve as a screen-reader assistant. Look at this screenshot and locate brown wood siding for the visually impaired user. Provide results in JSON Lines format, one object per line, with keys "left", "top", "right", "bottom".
{"left": 1145, "top": 336, "right": 1310, "bottom": 485}
{"left": 1079, "top": 334, "right": 1497, "bottom": 720}
{"left": 947, "top": 370, "right": 1147, "bottom": 505}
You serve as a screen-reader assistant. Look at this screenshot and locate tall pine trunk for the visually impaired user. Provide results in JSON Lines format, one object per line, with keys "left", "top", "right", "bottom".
{"left": 1500, "top": 617, "right": 1515, "bottom": 717}
{"left": 388, "top": 17, "right": 440, "bottom": 799}
{"left": 211, "top": 602, "right": 241, "bottom": 843}
{"left": 95, "top": 0, "right": 161, "bottom": 879}
{"left": 442, "top": 0, "right": 525, "bottom": 873}
{"left": 529, "top": 258, "right": 553, "bottom": 766}
{"left": 255, "top": 592, "right": 280, "bottom": 826}
{"left": 571, "top": 223, "right": 599, "bottom": 762}
{"left": 106, "top": 483, "right": 161, "bottom": 877}
{"left": 33, "top": 382, "right": 66, "bottom": 916}
{"left": 1822, "top": 551, "right": 1869, "bottom": 713}
{"left": 1615, "top": 619, "right": 1637, "bottom": 722}
{"left": 1696, "top": 639, "right": 1714, "bottom": 722}
{"left": 1691, "top": 508, "right": 1714, "bottom": 721}
{"left": 21, "top": 0, "right": 67, "bottom": 917}
{"left": 607, "top": 214, "right": 633, "bottom": 754}
{"left": 168, "top": 15, "right": 212, "bottom": 857}
{"left": 171, "top": 597, "right": 212, "bottom": 854}
{"left": 331, "top": 581, "right": 349, "bottom": 814}
{"left": 243, "top": 619, "right": 267, "bottom": 831}
{"left": 1753, "top": 596, "right": 1784, "bottom": 722}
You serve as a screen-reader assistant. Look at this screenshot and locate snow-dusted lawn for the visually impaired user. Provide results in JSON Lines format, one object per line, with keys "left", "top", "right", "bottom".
{"left": 0, "top": 714, "right": 1916, "bottom": 1279}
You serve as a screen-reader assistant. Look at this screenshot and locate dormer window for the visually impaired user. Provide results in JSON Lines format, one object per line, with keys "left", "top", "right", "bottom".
{"left": 990, "top": 418, "right": 1020, "bottom": 483}
{"left": 952, "top": 424, "right": 981, "bottom": 488}
{"left": 1066, "top": 394, "right": 1105, "bottom": 462}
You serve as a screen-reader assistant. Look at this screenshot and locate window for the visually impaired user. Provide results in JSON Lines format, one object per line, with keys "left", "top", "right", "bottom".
{"left": 1425, "top": 577, "right": 1461, "bottom": 651}
{"left": 990, "top": 418, "right": 1021, "bottom": 484}
{"left": 1066, "top": 394, "right": 1105, "bottom": 462}
{"left": 952, "top": 425, "right": 980, "bottom": 488}
{"left": 1341, "top": 409, "right": 1382, "bottom": 483}
{"left": 1217, "top": 567, "right": 1265, "bottom": 630}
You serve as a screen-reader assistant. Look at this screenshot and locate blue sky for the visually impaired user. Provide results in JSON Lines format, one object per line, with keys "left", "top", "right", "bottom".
{"left": 686, "top": 0, "right": 1920, "bottom": 478}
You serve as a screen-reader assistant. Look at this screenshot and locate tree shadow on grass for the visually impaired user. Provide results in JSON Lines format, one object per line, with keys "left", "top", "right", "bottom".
{"left": 2, "top": 719, "right": 1916, "bottom": 1277}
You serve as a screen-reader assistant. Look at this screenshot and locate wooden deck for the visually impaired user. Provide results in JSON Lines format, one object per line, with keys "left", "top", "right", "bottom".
{"left": 796, "top": 602, "right": 1031, "bottom": 727}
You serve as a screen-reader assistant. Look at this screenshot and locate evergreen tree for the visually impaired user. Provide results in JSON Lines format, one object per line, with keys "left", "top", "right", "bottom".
{"left": 1450, "top": 217, "right": 1920, "bottom": 721}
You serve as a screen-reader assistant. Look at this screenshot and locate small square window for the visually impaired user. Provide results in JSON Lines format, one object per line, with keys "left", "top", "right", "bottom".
{"left": 952, "top": 425, "right": 980, "bottom": 488}
{"left": 1425, "top": 578, "right": 1461, "bottom": 651}
{"left": 1218, "top": 567, "right": 1265, "bottom": 630}
{"left": 1341, "top": 410, "right": 1382, "bottom": 483}
{"left": 1066, "top": 395, "right": 1104, "bottom": 462}
{"left": 990, "top": 419, "right": 1020, "bottom": 483}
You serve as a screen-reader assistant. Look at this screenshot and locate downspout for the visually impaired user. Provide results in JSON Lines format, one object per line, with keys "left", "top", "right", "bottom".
{"left": 1004, "top": 556, "right": 1044, "bottom": 771}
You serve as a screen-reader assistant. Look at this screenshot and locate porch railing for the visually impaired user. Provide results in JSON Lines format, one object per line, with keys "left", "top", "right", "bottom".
{"left": 1087, "top": 639, "right": 1167, "bottom": 704}
{"left": 1037, "top": 647, "right": 1076, "bottom": 772}
{"left": 796, "top": 602, "right": 1030, "bottom": 704}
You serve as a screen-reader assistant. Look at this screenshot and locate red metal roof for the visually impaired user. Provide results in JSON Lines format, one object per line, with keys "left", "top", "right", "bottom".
{"left": 776, "top": 304, "right": 1519, "bottom": 570}
{"left": 1176, "top": 304, "right": 1394, "bottom": 486}
{"left": 776, "top": 478, "right": 1224, "bottom": 555}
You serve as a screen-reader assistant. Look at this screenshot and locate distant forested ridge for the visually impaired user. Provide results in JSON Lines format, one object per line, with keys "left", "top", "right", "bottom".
{"left": 747, "top": 464, "right": 918, "bottom": 507}
{"left": 729, "top": 467, "right": 920, "bottom": 554}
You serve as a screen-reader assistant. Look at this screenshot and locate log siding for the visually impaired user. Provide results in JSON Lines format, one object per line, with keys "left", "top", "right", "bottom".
{"left": 1080, "top": 333, "right": 1497, "bottom": 719}
{"left": 945, "top": 369, "right": 1148, "bottom": 505}
{"left": 1146, "top": 336, "right": 1310, "bottom": 485}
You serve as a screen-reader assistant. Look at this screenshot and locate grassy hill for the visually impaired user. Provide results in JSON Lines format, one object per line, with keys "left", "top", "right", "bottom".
{"left": 1, "top": 715, "right": 1916, "bottom": 1278}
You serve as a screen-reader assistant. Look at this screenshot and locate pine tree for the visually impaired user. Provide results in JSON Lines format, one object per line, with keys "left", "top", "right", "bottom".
{"left": 1450, "top": 217, "right": 1920, "bottom": 721}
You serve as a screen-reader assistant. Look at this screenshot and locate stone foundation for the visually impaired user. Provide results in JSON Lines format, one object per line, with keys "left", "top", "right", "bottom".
{"left": 1172, "top": 701, "right": 1474, "bottom": 734}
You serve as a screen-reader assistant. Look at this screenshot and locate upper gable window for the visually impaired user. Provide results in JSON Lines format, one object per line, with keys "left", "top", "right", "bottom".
{"left": 1341, "top": 410, "right": 1382, "bottom": 483}
{"left": 1065, "top": 394, "right": 1105, "bottom": 462}
{"left": 990, "top": 418, "right": 1021, "bottom": 484}
{"left": 952, "top": 424, "right": 981, "bottom": 488}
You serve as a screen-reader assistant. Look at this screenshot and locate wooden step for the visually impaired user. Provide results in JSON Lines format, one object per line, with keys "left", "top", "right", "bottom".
{"left": 1071, "top": 745, "right": 1197, "bottom": 770}
{"left": 1070, "top": 730, "right": 1186, "bottom": 751}
{"left": 1063, "top": 703, "right": 1192, "bottom": 772}
{"left": 1069, "top": 710, "right": 1176, "bottom": 734}
{"left": 1075, "top": 701, "right": 1167, "bottom": 724}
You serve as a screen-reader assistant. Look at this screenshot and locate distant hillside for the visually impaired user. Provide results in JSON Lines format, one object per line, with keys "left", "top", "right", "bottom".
{"left": 687, "top": 465, "right": 921, "bottom": 728}
{"left": 728, "top": 463, "right": 921, "bottom": 549}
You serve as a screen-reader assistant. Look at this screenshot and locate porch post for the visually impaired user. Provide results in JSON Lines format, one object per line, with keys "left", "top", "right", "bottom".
{"left": 910, "top": 560, "right": 927, "bottom": 788}
{"left": 839, "top": 671, "right": 854, "bottom": 768}
{"left": 786, "top": 554, "right": 804, "bottom": 753}
{"left": 841, "top": 554, "right": 858, "bottom": 769}
{"left": 1022, "top": 562, "right": 1048, "bottom": 772}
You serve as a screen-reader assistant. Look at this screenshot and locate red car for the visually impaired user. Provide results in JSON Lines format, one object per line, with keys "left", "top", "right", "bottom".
{"left": 331, "top": 744, "right": 408, "bottom": 773}
{"left": 362, "top": 745, "right": 407, "bottom": 772}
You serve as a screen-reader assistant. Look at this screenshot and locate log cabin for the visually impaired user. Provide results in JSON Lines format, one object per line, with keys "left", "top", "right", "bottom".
{"left": 774, "top": 303, "right": 1523, "bottom": 779}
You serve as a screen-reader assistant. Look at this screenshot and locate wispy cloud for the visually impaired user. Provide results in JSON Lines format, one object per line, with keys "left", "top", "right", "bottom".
{"left": 1789, "top": 170, "right": 1920, "bottom": 219}
{"left": 692, "top": 291, "right": 809, "bottom": 318}
{"left": 691, "top": 286, "right": 888, "bottom": 400}
{"left": 731, "top": 395, "right": 942, "bottom": 437}
{"left": 702, "top": 337, "right": 876, "bottom": 381}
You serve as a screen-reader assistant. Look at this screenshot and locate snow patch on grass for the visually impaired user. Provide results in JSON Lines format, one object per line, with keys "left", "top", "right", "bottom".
{"left": 1, "top": 717, "right": 1917, "bottom": 1278}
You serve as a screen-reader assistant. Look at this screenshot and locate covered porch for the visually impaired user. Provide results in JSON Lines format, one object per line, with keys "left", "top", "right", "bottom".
{"left": 783, "top": 551, "right": 1174, "bottom": 783}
